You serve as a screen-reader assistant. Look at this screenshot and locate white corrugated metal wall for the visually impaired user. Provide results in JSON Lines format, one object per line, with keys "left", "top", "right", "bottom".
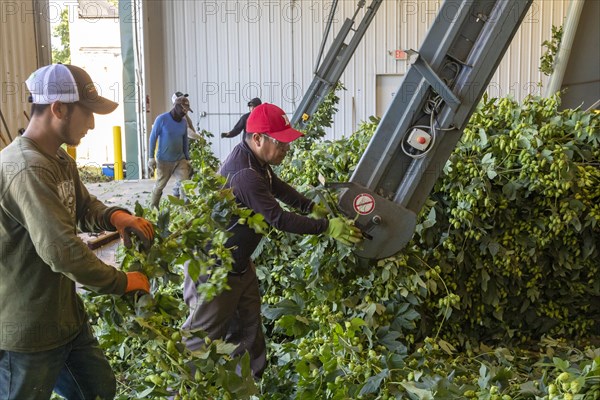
{"left": 153, "top": 0, "right": 568, "bottom": 161}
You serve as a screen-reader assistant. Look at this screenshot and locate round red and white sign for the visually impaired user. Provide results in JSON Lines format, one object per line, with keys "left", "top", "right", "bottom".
{"left": 353, "top": 193, "right": 375, "bottom": 215}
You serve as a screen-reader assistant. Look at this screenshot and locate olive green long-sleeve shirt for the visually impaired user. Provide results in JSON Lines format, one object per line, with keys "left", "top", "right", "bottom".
{"left": 0, "top": 137, "right": 127, "bottom": 352}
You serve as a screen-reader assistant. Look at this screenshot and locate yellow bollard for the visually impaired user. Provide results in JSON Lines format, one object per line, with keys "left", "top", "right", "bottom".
{"left": 66, "top": 146, "right": 76, "bottom": 159}
{"left": 113, "top": 126, "right": 124, "bottom": 181}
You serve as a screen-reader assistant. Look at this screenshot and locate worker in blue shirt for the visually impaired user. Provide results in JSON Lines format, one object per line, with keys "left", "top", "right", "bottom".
{"left": 148, "top": 96, "right": 192, "bottom": 208}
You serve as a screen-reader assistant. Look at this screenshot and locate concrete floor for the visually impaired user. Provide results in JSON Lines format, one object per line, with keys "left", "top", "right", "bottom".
{"left": 86, "top": 179, "right": 173, "bottom": 209}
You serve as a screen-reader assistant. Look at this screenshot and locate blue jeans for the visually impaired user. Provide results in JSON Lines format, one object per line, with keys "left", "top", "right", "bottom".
{"left": 0, "top": 322, "right": 116, "bottom": 400}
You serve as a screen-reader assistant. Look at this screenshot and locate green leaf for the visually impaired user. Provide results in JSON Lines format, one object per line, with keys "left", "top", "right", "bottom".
{"left": 239, "top": 352, "right": 252, "bottom": 388}
{"left": 382, "top": 267, "right": 390, "bottom": 281}
{"left": 553, "top": 357, "right": 570, "bottom": 370}
{"left": 480, "top": 269, "right": 490, "bottom": 291}
{"left": 364, "top": 303, "right": 377, "bottom": 319}
{"left": 351, "top": 317, "right": 367, "bottom": 329}
{"left": 487, "top": 241, "right": 500, "bottom": 257}
{"left": 187, "top": 259, "right": 201, "bottom": 283}
{"left": 478, "top": 128, "right": 488, "bottom": 146}
{"left": 519, "top": 380, "right": 539, "bottom": 394}
{"left": 167, "top": 195, "right": 185, "bottom": 206}
{"left": 378, "top": 330, "right": 404, "bottom": 351}
{"left": 134, "top": 201, "right": 145, "bottom": 217}
{"left": 277, "top": 315, "right": 311, "bottom": 337}
{"left": 478, "top": 364, "right": 491, "bottom": 388}
{"left": 399, "top": 382, "right": 435, "bottom": 400}
{"left": 486, "top": 169, "right": 497, "bottom": 179}
{"left": 438, "top": 339, "right": 456, "bottom": 355}
{"left": 570, "top": 216, "right": 582, "bottom": 232}
{"left": 501, "top": 181, "right": 519, "bottom": 200}
{"left": 517, "top": 136, "right": 531, "bottom": 149}
{"left": 481, "top": 152, "right": 493, "bottom": 164}
{"left": 137, "top": 387, "right": 155, "bottom": 397}
{"left": 262, "top": 299, "right": 302, "bottom": 320}
{"left": 422, "top": 206, "right": 437, "bottom": 229}
{"left": 215, "top": 341, "right": 238, "bottom": 355}
{"left": 359, "top": 369, "right": 389, "bottom": 395}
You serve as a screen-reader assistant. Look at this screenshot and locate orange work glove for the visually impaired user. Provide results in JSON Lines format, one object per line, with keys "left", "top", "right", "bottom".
{"left": 110, "top": 210, "right": 154, "bottom": 249}
{"left": 125, "top": 271, "right": 150, "bottom": 293}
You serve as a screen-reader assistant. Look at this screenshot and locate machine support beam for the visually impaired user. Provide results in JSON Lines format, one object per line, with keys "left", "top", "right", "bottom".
{"left": 334, "top": 0, "right": 533, "bottom": 259}
{"left": 291, "top": 0, "right": 384, "bottom": 128}
{"left": 411, "top": 54, "right": 462, "bottom": 110}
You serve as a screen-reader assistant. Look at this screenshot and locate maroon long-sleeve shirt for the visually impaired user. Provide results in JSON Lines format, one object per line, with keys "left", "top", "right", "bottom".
{"left": 219, "top": 140, "right": 328, "bottom": 272}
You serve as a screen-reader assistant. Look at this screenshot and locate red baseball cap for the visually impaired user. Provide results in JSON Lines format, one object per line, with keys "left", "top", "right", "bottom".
{"left": 246, "top": 103, "right": 303, "bottom": 143}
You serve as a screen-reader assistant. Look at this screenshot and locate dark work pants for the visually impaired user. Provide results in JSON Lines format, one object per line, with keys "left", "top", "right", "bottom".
{"left": 182, "top": 263, "right": 267, "bottom": 378}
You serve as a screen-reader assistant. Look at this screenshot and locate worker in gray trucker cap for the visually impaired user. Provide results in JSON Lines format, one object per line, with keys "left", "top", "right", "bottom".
{"left": 0, "top": 63, "right": 154, "bottom": 400}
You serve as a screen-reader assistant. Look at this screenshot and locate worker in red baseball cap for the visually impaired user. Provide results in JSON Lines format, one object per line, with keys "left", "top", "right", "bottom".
{"left": 182, "top": 103, "right": 362, "bottom": 378}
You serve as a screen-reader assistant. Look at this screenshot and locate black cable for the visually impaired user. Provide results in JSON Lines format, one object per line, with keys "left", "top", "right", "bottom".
{"left": 314, "top": 0, "right": 339, "bottom": 74}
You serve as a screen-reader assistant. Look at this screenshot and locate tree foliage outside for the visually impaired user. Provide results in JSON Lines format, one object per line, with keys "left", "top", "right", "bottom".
{"left": 51, "top": 7, "right": 71, "bottom": 64}
{"left": 78, "top": 165, "right": 112, "bottom": 183}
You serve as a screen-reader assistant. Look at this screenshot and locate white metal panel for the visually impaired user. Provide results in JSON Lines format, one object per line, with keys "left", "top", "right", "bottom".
{"left": 490, "top": 0, "right": 568, "bottom": 99}
{"left": 158, "top": 0, "right": 569, "bottom": 161}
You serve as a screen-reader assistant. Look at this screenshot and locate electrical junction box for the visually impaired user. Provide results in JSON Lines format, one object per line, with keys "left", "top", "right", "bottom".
{"left": 407, "top": 128, "right": 431, "bottom": 151}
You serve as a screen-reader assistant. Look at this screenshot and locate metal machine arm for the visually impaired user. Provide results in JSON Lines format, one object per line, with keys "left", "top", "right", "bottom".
{"left": 334, "top": 0, "right": 533, "bottom": 259}
{"left": 291, "top": 0, "right": 384, "bottom": 128}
